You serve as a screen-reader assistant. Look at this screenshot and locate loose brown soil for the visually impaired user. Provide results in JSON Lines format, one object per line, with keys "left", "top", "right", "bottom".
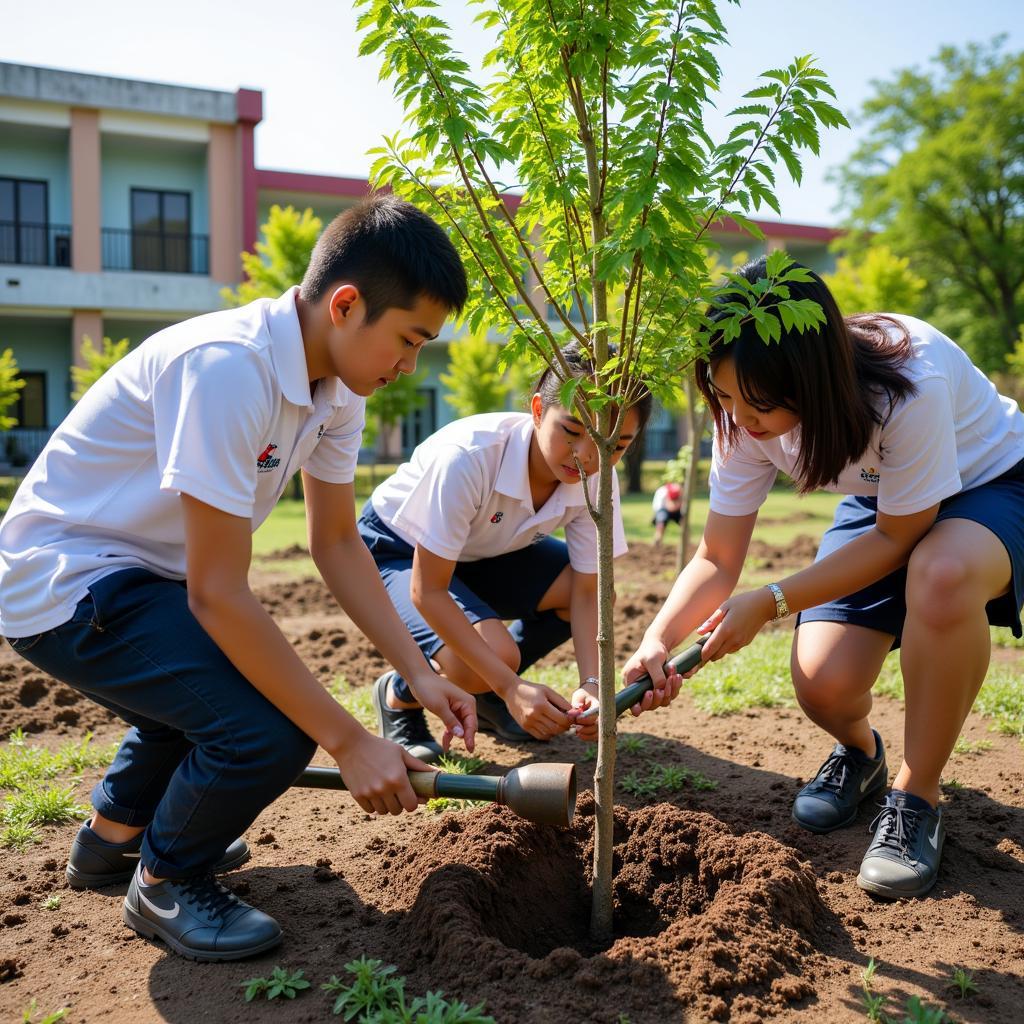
{"left": 2, "top": 542, "right": 1022, "bottom": 1023}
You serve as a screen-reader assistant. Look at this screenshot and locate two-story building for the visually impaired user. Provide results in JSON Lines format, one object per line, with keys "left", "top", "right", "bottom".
{"left": 0, "top": 61, "right": 841, "bottom": 466}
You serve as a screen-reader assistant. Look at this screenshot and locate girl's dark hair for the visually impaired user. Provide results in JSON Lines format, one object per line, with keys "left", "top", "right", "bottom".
{"left": 301, "top": 194, "right": 467, "bottom": 321}
{"left": 695, "top": 256, "right": 916, "bottom": 492}
{"left": 534, "top": 341, "right": 654, "bottom": 438}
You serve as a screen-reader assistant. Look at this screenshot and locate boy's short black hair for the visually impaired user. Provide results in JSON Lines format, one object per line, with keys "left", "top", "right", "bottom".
{"left": 300, "top": 194, "right": 468, "bottom": 321}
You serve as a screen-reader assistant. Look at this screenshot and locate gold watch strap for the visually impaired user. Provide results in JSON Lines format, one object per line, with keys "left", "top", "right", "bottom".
{"left": 766, "top": 582, "right": 790, "bottom": 620}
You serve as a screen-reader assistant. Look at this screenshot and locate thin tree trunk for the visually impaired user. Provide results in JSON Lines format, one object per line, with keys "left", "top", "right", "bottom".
{"left": 622, "top": 421, "right": 646, "bottom": 494}
{"left": 589, "top": 437, "right": 617, "bottom": 945}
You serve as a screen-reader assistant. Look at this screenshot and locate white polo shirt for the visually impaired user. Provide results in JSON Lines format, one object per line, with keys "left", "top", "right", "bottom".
{"left": 710, "top": 315, "right": 1024, "bottom": 517}
{"left": 0, "top": 288, "right": 365, "bottom": 636}
{"left": 370, "top": 412, "right": 627, "bottom": 572}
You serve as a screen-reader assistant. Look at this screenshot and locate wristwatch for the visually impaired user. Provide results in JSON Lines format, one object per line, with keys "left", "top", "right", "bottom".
{"left": 766, "top": 582, "right": 791, "bottom": 621}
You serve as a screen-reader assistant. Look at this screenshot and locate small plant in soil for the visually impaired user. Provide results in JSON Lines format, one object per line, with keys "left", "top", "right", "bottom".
{"left": 323, "top": 956, "right": 494, "bottom": 1022}
{"left": 619, "top": 735, "right": 648, "bottom": 755}
{"left": 21, "top": 1001, "right": 67, "bottom": 1024}
{"left": 1, "top": 729, "right": 117, "bottom": 789}
{"left": 240, "top": 966, "right": 312, "bottom": 1002}
{"left": 893, "top": 995, "right": 951, "bottom": 1024}
{"left": 948, "top": 966, "right": 978, "bottom": 999}
{"left": 40, "top": 893, "right": 62, "bottom": 911}
{"left": 2, "top": 783, "right": 89, "bottom": 829}
{"left": 1, "top": 819, "right": 40, "bottom": 851}
{"left": 859, "top": 958, "right": 888, "bottom": 1022}
{"left": 620, "top": 761, "right": 717, "bottom": 800}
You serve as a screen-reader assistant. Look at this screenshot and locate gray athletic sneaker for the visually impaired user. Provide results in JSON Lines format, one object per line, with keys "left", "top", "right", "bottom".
{"left": 791, "top": 729, "right": 887, "bottom": 833}
{"left": 123, "top": 864, "right": 282, "bottom": 961}
{"left": 857, "top": 791, "right": 945, "bottom": 899}
{"left": 372, "top": 671, "right": 443, "bottom": 763}
{"left": 66, "top": 819, "right": 250, "bottom": 889}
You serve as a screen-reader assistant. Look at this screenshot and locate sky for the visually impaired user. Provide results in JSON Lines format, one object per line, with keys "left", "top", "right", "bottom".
{"left": 2, "top": 0, "right": 1020, "bottom": 226}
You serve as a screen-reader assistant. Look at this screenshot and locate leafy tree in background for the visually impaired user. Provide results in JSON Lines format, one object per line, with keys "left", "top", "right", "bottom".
{"left": 70, "top": 336, "right": 131, "bottom": 401}
{"left": 823, "top": 245, "right": 926, "bottom": 318}
{"left": 358, "top": 0, "right": 845, "bottom": 942}
{"left": 222, "top": 205, "right": 323, "bottom": 308}
{"left": 834, "top": 40, "right": 1024, "bottom": 370}
{"left": 0, "top": 348, "right": 26, "bottom": 430}
{"left": 439, "top": 331, "right": 509, "bottom": 416}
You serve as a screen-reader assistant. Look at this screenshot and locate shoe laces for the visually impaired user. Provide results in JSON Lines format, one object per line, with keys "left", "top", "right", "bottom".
{"left": 179, "top": 874, "right": 241, "bottom": 919}
{"left": 868, "top": 801, "right": 923, "bottom": 857}
{"left": 809, "top": 749, "right": 859, "bottom": 796}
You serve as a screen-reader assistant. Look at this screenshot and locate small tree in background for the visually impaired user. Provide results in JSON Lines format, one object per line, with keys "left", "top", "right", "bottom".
{"left": 222, "top": 205, "right": 323, "bottom": 307}
{"left": 823, "top": 245, "right": 926, "bottom": 318}
{"left": 365, "top": 369, "right": 428, "bottom": 459}
{"left": 439, "top": 331, "right": 510, "bottom": 416}
{"left": 359, "top": 0, "right": 845, "bottom": 942}
{"left": 70, "top": 336, "right": 131, "bottom": 401}
{"left": 0, "top": 348, "right": 26, "bottom": 430}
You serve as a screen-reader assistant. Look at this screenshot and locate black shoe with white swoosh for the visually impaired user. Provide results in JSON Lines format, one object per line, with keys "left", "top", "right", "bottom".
{"left": 123, "top": 864, "right": 282, "bottom": 961}
{"left": 791, "top": 729, "right": 887, "bottom": 834}
{"left": 66, "top": 819, "right": 250, "bottom": 889}
{"left": 857, "top": 791, "right": 945, "bottom": 899}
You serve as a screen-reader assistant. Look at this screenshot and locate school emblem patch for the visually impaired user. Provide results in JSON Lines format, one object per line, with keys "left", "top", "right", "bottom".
{"left": 860, "top": 466, "right": 880, "bottom": 483}
{"left": 490, "top": 511, "right": 504, "bottom": 524}
{"left": 257, "top": 443, "right": 282, "bottom": 473}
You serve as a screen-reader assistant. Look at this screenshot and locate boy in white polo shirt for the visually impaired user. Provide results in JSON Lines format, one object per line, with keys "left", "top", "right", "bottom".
{"left": 0, "top": 195, "right": 474, "bottom": 961}
{"left": 358, "top": 342, "right": 651, "bottom": 760}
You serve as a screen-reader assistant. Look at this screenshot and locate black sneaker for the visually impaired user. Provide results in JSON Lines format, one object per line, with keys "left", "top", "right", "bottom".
{"left": 123, "top": 865, "right": 281, "bottom": 961}
{"left": 372, "top": 671, "right": 443, "bottom": 763}
{"left": 476, "top": 690, "right": 537, "bottom": 742}
{"left": 66, "top": 820, "right": 250, "bottom": 890}
{"left": 792, "top": 729, "right": 887, "bottom": 834}
{"left": 857, "top": 791, "right": 945, "bottom": 899}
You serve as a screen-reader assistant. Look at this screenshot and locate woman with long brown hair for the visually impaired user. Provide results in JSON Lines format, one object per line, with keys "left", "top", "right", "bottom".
{"left": 625, "top": 255, "right": 1024, "bottom": 899}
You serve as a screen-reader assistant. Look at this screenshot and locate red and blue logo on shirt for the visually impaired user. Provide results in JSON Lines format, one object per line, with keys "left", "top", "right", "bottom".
{"left": 257, "top": 443, "right": 282, "bottom": 473}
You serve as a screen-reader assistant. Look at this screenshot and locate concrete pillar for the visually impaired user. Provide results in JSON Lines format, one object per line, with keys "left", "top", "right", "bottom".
{"left": 208, "top": 123, "right": 242, "bottom": 283}
{"left": 72, "top": 310, "right": 103, "bottom": 368}
{"left": 69, "top": 108, "right": 101, "bottom": 273}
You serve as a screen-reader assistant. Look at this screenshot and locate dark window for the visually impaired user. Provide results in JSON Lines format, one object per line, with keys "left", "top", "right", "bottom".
{"left": 0, "top": 177, "right": 49, "bottom": 265}
{"left": 14, "top": 372, "right": 47, "bottom": 429}
{"left": 131, "top": 189, "right": 191, "bottom": 272}
{"left": 401, "top": 388, "right": 437, "bottom": 453}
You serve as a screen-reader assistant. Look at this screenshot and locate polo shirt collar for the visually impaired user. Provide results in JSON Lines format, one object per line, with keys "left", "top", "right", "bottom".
{"left": 265, "top": 287, "right": 348, "bottom": 411}
{"left": 493, "top": 417, "right": 587, "bottom": 510}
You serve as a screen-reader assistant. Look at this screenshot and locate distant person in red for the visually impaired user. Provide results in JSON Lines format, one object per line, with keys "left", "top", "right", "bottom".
{"left": 651, "top": 481, "right": 684, "bottom": 546}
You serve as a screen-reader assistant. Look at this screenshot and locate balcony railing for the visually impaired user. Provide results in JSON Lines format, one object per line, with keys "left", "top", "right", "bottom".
{"left": 0, "top": 222, "right": 72, "bottom": 268}
{"left": 101, "top": 228, "right": 209, "bottom": 275}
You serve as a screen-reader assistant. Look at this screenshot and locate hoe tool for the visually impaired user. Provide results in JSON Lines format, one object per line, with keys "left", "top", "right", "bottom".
{"left": 294, "top": 761, "right": 577, "bottom": 828}
{"left": 576, "top": 635, "right": 708, "bottom": 723}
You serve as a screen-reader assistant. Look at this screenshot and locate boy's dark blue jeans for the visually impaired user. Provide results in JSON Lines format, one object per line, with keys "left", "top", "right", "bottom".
{"left": 5, "top": 567, "right": 316, "bottom": 879}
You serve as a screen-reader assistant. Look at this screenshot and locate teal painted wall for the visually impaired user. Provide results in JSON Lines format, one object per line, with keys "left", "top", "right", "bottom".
{"left": 101, "top": 137, "right": 208, "bottom": 233}
{"left": 0, "top": 127, "right": 71, "bottom": 225}
{"left": 0, "top": 317, "right": 72, "bottom": 425}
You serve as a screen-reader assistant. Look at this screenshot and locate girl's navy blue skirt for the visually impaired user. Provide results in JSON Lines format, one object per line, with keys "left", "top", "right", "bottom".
{"left": 797, "top": 455, "right": 1024, "bottom": 645}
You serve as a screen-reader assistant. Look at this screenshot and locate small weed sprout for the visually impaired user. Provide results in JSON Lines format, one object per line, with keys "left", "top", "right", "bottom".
{"left": 21, "top": 1001, "right": 67, "bottom": 1024}
{"left": 948, "top": 966, "right": 978, "bottom": 999}
{"left": 581, "top": 743, "right": 597, "bottom": 762}
{"left": 323, "top": 957, "right": 495, "bottom": 1022}
{"left": 952, "top": 737, "right": 992, "bottom": 756}
{"left": 619, "top": 735, "right": 648, "bottom": 755}
{"left": 859, "top": 958, "right": 887, "bottom": 1022}
{"left": 619, "top": 762, "right": 717, "bottom": 801}
{"left": 2, "top": 819, "right": 40, "bottom": 851}
{"left": 41, "top": 893, "right": 62, "bottom": 911}
{"left": 2, "top": 784, "right": 89, "bottom": 828}
{"left": 898, "top": 995, "right": 951, "bottom": 1024}
{"left": 241, "top": 966, "right": 311, "bottom": 1001}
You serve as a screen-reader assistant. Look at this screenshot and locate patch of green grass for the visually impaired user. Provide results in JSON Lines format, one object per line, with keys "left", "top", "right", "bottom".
{"left": 41, "top": 893, "right": 62, "bottom": 911}
{"left": 686, "top": 632, "right": 796, "bottom": 716}
{"left": 322, "top": 956, "right": 494, "bottom": 1022}
{"left": 991, "top": 625, "right": 1024, "bottom": 649}
{"left": 2, "top": 783, "right": 90, "bottom": 828}
{"left": 331, "top": 682, "right": 376, "bottom": 730}
{"left": 619, "top": 734, "right": 648, "bottom": 755}
{"left": 530, "top": 663, "right": 580, "bottom": 698}
{"left": 0, "top": 729, "right": 118, "bottom": 790}
{"left": 953, "top": 737, "right": 993, "bottom": 756}
{"left": 973, "top": 665, "right": 1024, "bottom": 741}
{"left": 2, "top": 819, "right": 40, "bottom": 851}
{"left": 619, "top": 760, "right": 716, "bottom": 800}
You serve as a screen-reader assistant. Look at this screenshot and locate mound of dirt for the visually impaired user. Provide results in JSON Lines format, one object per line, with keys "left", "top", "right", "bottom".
{"left": 373, "top": 794, "right": 823, "bottom": 1023}
{"left": 0, "top": 662, "right": 115, "bottom": 736}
